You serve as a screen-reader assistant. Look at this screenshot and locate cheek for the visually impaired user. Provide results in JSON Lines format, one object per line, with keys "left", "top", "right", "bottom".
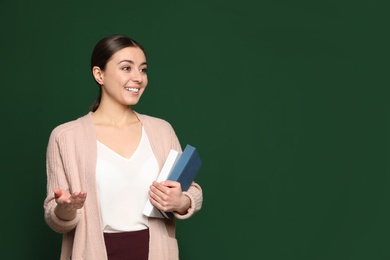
{"left": 103, "top": 72, "right": 125, "bottom": 85}
{"left": 117, "top": 74, "right": 132, "bottom": 85}
{"left": 142, "top": 76, "right": 148, "bottom": 87}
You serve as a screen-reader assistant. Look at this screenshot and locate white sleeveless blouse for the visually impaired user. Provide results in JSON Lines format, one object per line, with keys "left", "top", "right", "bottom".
{"left": 96, "top": 127, "right": 159, "bottom": 233}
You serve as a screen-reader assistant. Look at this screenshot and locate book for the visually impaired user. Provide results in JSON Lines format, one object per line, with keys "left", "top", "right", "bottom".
{"left": 142, "top": 149, "right": 181, "bottom": 218}
{"left": 161, "top": 144, "right": 202, "bottom": 219}
{"left": 142, "top": 144, "right": 202, "bottom": 219}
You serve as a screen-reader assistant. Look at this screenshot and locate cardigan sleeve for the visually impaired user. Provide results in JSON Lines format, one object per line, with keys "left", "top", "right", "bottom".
{"left": 173, "top": 182, "right": 203, "bottom": 219}
{"left": 43, "top": 127, "right": 81, "bottom": 233}
{"left": 166, "top": 119, "right": 203, "bottom": 219}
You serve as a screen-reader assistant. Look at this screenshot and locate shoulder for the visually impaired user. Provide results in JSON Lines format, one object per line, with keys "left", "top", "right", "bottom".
{"left": 135, "top": 111, "right": 182, "bottom": 156}
{"left": 136, "top": 112, "right": 174, "bottom": 130}
{"left": 49, "top": 113, "right": 92, "bottom": 141}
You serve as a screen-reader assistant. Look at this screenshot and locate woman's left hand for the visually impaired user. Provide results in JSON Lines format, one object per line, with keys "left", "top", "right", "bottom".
{"left": 149, "top": 180, "right": 190, "bottom": 215}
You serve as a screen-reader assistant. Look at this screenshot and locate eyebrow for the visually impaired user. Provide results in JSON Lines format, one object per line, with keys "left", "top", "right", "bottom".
{"left": 117, "top": 59, "right": 147, "bottom": 66}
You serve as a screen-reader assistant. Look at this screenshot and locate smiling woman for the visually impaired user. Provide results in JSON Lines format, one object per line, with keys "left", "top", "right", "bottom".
{"left": 92, "top": 47, "right": 148, "bottom": 112}
{"left": 43, "top": 35, "right": 203, "bottom": 260}
{"left": 90, "top": 36, "right": 148, "bottom": 112}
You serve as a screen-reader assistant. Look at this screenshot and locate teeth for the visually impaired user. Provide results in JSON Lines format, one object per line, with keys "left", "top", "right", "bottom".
{"left": 125, "top": 87, "right": 139, "bottom": 93}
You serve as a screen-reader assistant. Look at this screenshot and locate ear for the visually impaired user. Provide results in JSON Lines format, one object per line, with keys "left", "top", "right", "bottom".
{"left": 92, "top": 66, "right": 104, "bottom": 85}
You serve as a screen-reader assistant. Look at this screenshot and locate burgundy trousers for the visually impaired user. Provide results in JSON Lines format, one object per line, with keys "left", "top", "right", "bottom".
{"left": 103, "top": 228, "right": 149, "bottom": 260}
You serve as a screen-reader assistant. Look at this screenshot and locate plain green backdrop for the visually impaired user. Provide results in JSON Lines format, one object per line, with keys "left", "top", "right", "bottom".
{"left": 1, "top": 0, "right": 389, "bottom": 259}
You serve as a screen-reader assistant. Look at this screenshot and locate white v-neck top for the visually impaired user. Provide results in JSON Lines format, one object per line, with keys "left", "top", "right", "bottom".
{"left": 96, "top": 127, "right": 159, "bottom": 233}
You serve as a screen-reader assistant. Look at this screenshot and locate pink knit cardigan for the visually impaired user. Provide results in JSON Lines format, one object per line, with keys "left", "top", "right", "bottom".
{"left": 44, "top": 112, "right": 203, "bottom": 260}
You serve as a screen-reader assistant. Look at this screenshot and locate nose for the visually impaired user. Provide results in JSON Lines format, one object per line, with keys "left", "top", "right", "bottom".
{"left": 131, "top": 69, "right": 143, "bottom": 83}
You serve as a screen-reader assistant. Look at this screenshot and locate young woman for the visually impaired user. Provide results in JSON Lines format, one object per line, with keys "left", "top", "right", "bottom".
{"left": 44, "top": 34, "right": 203, "bottom": 260}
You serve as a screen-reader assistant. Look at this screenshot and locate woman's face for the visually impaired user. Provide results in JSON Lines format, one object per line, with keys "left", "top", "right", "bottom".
{"left": 97, "top": 46, "right": 148, "bottom": 107}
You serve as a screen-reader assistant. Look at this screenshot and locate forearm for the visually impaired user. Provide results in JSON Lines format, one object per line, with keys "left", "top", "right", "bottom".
{"left": 54, "top": 205, "right": 78, "bottom": 221}
{"left": 44, "top": 199, "right": 80, "bottom": 233}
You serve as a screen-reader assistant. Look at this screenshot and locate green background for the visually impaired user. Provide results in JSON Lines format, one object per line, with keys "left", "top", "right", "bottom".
{"left": 1, "top": 0, "right": 389, "bottom": 259}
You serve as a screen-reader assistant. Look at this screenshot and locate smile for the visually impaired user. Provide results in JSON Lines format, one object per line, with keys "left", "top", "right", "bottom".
{"left": 124, "top": 87, "right": 139, "bottom": 93}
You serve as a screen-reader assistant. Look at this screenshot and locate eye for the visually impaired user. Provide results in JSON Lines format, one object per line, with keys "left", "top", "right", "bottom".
{"left": 122, "top": 66, "right": 131, "bottom": 71}
{"left": 140, "top": 67, "right": 148, "bottom": 74}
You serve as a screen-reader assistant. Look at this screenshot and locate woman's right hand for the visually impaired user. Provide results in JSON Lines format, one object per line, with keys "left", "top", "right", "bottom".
{"left": 54, "top": 188, "right": 87, "bottom": 221}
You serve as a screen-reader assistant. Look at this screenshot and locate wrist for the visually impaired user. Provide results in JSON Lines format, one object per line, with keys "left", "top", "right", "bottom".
{"left": 176, "top": 195, "right": 191, "bottom": 215}
{"left": 54, "top": 205, "right": 77, "bottom": 221}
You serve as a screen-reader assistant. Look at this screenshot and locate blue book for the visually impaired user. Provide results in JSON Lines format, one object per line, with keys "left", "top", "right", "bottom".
{"left": 161, "top": 144, "right": 202, "bottom": 219}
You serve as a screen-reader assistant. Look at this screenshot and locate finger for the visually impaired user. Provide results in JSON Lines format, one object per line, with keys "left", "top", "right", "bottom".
{"left": 71, "top": 191, "right": 87, "bottom": 199}
{"left": 152, "top": 181, "right": 167, "bottom": 190}
{"left": 150, "top": 186, "right": 165, "bottom": 201}
{"left": 77, "top": 192, "right": 87, "bottom": 201}
{"left": 149, "top": 191, "right": 163, "bottom": 208}
{"left": 151, "top": 182, "right": 167, "bottom": 194}
{"left": 149, "top": 196, "right": 164, "bottom": 211}
{"left": 161, "top": 180, "right": 180, "bottom": 189}
{"left": 54, "top": 188, "right": 62, "bottom": 199}
{"left": 150, "top": 186, "right": 172, "bottom": 206}
{"left": 153, "top": 183, "right": 180, "bottom": 198}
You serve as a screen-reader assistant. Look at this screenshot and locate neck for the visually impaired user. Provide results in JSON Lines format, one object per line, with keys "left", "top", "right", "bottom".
{"left": 92, "top": 104, "right": 138, "bottom": 127}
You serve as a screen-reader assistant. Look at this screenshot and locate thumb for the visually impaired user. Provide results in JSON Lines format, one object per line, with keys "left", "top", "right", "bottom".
{"left": 54, "top": 188, "right": 62, "bottom": 199}
{"left": 161, "top": 180, "right": 177, "bottom": 188}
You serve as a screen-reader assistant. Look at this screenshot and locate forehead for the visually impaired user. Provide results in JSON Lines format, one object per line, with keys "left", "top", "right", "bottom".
{"left": 110, "top": 47, "right": 146, "bottom": 63}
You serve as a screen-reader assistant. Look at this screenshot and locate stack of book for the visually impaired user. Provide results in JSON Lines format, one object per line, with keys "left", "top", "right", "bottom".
{"left": 142, "top": 144, "right": 202, "bottom": 219}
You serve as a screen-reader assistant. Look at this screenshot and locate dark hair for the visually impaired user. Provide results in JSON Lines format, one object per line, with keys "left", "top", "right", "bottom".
{"left": 90, "top": 34, "right": 146, "bottom": 112}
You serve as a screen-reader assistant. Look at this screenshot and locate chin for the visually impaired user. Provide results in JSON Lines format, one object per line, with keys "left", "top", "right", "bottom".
{"left": 126, "top": 99, "right": 141, "bottom": 106}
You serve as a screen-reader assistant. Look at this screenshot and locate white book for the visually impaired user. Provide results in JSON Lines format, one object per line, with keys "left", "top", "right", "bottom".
{"left": 143, "top": 149, "right": 181, "bottom": 218}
